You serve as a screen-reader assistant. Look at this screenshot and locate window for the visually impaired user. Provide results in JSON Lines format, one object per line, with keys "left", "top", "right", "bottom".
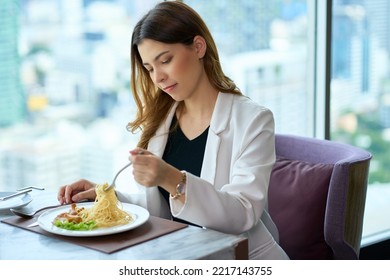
{"left": 0, "top": 0, "right": 388, "bottom": 246}
{"left": 185, "top": 0, "right": 312, "bottom": 136}
{"left": 0, "top": 0, "right": 160, "bottom": 192}
{"left": 330, "top": 0, "right": 390, "bottom": 245}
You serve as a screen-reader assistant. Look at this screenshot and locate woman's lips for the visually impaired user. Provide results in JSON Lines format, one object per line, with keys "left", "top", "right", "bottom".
{"left": 163, "top": 84, "right": 177, "bottom": 93}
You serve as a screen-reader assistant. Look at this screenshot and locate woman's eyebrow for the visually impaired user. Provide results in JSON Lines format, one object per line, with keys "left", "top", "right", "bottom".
{"left": 143, "top": 50, "right": 170, "bottom": 66}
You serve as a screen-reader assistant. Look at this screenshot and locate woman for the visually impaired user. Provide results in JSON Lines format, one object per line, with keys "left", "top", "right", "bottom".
{"left": 57, "top": 1, "right": 289, "bottom": 260}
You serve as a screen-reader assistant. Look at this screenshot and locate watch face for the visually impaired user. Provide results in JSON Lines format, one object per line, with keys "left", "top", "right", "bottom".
{"left": 177, "top": 182, "right": 186, "bottom": 194}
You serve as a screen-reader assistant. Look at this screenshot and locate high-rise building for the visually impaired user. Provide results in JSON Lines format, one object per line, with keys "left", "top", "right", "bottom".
{"left": 331, "top": 0, "right": 389, "bottom": 110}
{"left": 185, "top": 0, "right": 283, "bottom": 55}
{"left": 0, "top": 0, "right": 26, "bottom": 127}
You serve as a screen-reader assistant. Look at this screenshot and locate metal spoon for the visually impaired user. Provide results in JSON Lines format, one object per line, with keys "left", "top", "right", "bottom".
{"left": 10, "top": 205, "right": 61, "bottom": 219}
{"left": 10, "top": 199, "right": 90, "bottom": 219}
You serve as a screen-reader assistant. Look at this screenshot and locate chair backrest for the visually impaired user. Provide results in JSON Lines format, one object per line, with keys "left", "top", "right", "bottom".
{"left": 268, "top": 134, "right": 372, "bottom": 259}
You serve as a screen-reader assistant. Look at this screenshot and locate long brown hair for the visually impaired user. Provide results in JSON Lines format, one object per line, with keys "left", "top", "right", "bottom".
{"left": 128, "top": 1, "right": 241, "bottom": 149}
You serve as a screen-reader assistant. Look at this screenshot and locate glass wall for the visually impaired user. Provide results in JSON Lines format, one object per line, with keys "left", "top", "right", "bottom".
{"left": 0, "top": 0, "right": 160, "bottom": 193}
{"left": 330, "top": 0, "right": 390, "bottom": 243}
{"left": 0, "top": 0, "right": 388, "bottom": 244}
{"left": 186, "top": 0, "right": 311, "bottom": 136}
{"left": 0, "top": 0, "right": 311, "bottom": 193}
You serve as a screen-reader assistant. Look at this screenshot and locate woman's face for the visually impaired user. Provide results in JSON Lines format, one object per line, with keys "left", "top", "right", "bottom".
{"left": 137, "top": 38, "right": 206, "bottom": 101}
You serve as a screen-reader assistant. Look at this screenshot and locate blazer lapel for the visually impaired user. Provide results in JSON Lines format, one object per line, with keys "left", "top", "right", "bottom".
{"left": 201, "top": 93, "right": 234, "bottom": 184}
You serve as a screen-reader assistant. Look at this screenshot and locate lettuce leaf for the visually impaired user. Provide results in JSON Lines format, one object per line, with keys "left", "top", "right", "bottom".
{"left": 53, "top": 220, "right": 97, "bottom": 231}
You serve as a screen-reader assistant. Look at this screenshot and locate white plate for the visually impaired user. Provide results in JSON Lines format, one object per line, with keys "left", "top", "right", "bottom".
{"left": 0, "top": 192, "right": 33, "bottom": 210}
{"left": 37, "top": 202, "right": 150, "bottom": 237}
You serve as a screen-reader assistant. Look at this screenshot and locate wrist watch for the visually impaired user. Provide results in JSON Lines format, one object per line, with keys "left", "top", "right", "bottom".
{"left": 170, "top": 171, "right": 187, "bottom": 199}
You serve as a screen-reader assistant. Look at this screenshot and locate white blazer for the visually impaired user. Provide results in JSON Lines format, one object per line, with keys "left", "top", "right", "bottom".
{"left": 117, "top": 92, "right": 289, "bottom": 259}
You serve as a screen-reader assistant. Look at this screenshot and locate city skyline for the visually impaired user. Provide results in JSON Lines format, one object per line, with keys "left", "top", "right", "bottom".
{"left": 0, "top": 0, "right": 389, "bottom": 208}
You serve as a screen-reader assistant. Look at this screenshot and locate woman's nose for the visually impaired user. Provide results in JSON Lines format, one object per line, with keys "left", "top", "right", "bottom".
{"left": 153, "top": 69, "right": 166, "bottom": 83}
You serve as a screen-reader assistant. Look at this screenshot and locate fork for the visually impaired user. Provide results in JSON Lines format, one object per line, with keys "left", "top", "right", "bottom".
{"left": 0, "top": 189, "right": 32, "bottom": 201}
{"left": 104, "top": 162, "right": 133, "bottom": 191}
{"left": 104, "top": 151, "right": 145, "bottom": 192}
{"left": 104, "top": 151, "right": 144, "bottom": 192}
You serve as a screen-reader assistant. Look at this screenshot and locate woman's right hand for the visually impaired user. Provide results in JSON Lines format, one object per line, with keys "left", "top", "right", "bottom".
{"left": 57, "top": 179, "right": 97, "bottom": 205}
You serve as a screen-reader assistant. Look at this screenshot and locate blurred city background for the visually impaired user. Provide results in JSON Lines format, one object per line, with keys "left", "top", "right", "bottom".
{"left": 1, "top": 0, "right": 389, "bottom": 243}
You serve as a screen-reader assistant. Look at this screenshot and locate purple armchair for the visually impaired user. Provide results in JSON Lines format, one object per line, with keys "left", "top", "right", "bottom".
{"left": 268, "top": 134, "right": 372, "bottom": 259}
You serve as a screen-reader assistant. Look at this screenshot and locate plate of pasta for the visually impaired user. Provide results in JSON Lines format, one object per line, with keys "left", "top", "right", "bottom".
{"left": 37, "top": 183, "right": 150, "bottom": 237}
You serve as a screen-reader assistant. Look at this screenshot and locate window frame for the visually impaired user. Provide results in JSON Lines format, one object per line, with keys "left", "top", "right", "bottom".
{"left": 310, "top": 0, "right": 332, "bottom": 139}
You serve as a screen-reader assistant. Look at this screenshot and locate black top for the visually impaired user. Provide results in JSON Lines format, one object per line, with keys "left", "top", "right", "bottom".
{"left": 158, "top": 115, "right": 209, "bottom": 226}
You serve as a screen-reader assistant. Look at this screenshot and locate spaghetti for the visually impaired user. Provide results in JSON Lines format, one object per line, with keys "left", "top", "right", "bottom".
{"left": 79, "top": 183, "right": 132, "bottom": 228}
{"left": 53, "top": 183, "right": 132, "bottom": 230}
